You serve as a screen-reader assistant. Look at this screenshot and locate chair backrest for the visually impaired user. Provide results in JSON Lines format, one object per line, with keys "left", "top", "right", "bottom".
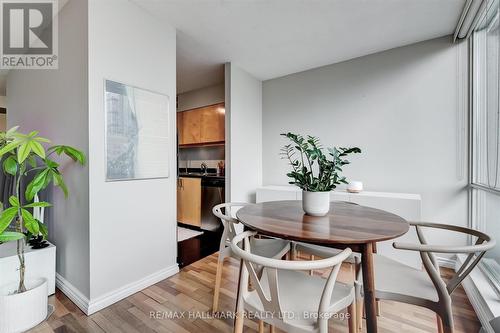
{"left": 393, "top": 222, "right": 496, "bottom": 297}
{"left": 231, "top": 230, "right": 351, "bottom": 329}
{"left": 213, "top": 202, "right": 247, "bottom": 246}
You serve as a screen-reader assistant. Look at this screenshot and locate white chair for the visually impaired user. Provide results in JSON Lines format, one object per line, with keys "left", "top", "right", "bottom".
{"left": 212, "top": 203, "right": 291, "bottom": 313}
{"left": 357, "top": 222, "right": 495, "bottom": 333}
{"left": 231, "top": 230, "right": 357, "bottom": 333}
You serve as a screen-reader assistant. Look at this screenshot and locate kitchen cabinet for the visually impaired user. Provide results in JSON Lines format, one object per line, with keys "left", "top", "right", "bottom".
{"left": 176, "top": 112, "right": 184, "bottom": 143}
{"left": 180, "top": 109, "right": 202, "bottom": 145}
{"left": 200, "top": 105, "right": 225, "bottom": 143}
{"left": 177, "top": 177, "right": 201, "bottom": 227}
{"left": 178, "top": 103, "right": 225, "bottom": 146}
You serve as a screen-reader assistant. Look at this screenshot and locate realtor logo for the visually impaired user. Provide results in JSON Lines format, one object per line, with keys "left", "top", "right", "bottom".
{"left": 0, "top": 0, "right": 58, "bottom": 69}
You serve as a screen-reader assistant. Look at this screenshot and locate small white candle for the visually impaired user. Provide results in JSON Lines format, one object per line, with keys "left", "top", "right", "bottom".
{"left": 347, "top": 181, "right": 363, "bottom": 193}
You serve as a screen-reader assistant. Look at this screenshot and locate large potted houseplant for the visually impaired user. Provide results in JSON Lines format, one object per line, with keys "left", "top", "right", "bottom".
{"left": 0, "top": 127, "right": 85, "bottom": 333}
{"left": 281, "top": 132, "right": 361, "bottom": 216}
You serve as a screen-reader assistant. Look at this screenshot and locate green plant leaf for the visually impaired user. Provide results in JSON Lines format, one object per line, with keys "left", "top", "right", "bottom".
{"left": 37, "top": 220, "right": 48, "bottom": 238}
{"left": 44, "top": 158, "right": 59, "bottom": 168}
{"left": 29, "top": 141, "right": 45, "bottom": 159}
{"left": 0, "top": 207, "right": 18, "bottom": 234}
{"left": 8, "top": 196, "right": 19, "bottom": 207}
{"left": 24, "top": 201, "right": 51, "bottom": 208}
{"left": 17, "top": 142, "right": 31, "bottom": 163}
{"left": 0, "top": 231, "right": 24, "bottom": 242}
{"left": 34, "top": 136, "right": 50, "bottom": 143}
{"left": 27, "top": 155, "right": 37, "bottom": 168}
{"left": 3, "top": 155, "right": 17, "bottom": 176}
{"left": 6, "top": 126, "right": 19, "bottom": 136}
{"left": 49, "top": 145, "right": 86, "bottom": 165}
{"left": 0, "top": 140, "right": 22, "bottom": 157}
{"left": 52, "top": 172, "right": 68, "bottom": 197}
{"left": 22, "top": 209, "right": 39, "bottom": 234}
{"left": 25, "top": 169, "right": 49, "bottom": 201}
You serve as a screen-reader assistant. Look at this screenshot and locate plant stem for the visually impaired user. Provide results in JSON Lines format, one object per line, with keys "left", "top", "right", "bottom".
{"left": 14, "top": 170, "right": 26, "bottom": 293}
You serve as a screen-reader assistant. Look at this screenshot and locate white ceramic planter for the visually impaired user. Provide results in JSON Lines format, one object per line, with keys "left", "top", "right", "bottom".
{"left": 302, "top": 191, "right": 330, "bottom": 216}
{"left": 0, "top": 278, "right": 48, "bottom": 333}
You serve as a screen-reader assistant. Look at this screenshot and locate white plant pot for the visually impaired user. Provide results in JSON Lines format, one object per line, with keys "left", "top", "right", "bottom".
{"left": 302, "top": 191, "right": 331, "bottom": 216}
{"left": 0, "top": 278, "right": 48, "bottom": 333}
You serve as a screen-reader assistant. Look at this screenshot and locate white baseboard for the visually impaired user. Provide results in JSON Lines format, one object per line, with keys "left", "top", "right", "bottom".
{"left": 87, "top": 264, "right": 179, "bottom": 315}
{"left": 55, "top": 273, "right": 90, "bottom": 314}
{"left": 56, "top": 264, "right": 179, "bottom": 315}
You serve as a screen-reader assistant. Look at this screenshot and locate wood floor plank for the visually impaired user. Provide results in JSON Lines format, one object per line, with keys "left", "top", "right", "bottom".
{"left": 27, "top": 252, "right": 481, "bottom": 333}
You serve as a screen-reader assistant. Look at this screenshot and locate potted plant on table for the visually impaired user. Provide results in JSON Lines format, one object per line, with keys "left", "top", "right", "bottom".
{"left": 280, "top": 132, "right": 361, "bottom": 216}
{"left": 0, "top": 127, "right": 85, "bottom": 333}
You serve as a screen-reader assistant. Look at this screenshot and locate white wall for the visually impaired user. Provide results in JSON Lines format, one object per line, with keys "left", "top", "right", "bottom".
{"left": 226, "top": 63, "right": 262, "bottom": 203}
{"left": 262, "top": 37, "right": 468, "bottom": 246}
{"left": 88, "top": 0, "right": 177, "bottom": 302}
{"left": 177, "top": 83, "right": 224, "bottom": 112}
{"left": 0, "top": 96, "right": 6, "bottom": 132}
{"left": 7, "top": 0, "right": 90, "bottom": 297}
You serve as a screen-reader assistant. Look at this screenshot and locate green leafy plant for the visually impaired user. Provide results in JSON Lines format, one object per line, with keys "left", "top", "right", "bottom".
{"left": 0, "top": 127, "right": 85, "bottom": 293}
{"left": 280, "top": 132, "right": 361, "bottom": 192}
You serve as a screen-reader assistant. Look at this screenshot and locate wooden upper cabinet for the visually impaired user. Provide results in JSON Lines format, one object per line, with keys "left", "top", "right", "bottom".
{"left": 176, "top": 112, "right": 184, "bottom": 142}
{"left": 180, "top": 109, "right": 202, "bottom": 145}
{"left": 200, "top": 105, "right": 225, "bottom": 143}
{"left": 178, "top": 103, "right": 225, "bottom": 146}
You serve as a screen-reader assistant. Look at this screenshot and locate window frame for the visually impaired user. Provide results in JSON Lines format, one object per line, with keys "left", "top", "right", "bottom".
{"left": 469, "top": 0, "right": 500, "bottom": 296}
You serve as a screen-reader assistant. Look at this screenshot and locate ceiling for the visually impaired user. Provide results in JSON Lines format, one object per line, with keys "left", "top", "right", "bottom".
{"left": 133, "top": 0, "right": 466, "bottom": 94}
{"left": 0, "top": 1, "right": 466, "bottom": 96}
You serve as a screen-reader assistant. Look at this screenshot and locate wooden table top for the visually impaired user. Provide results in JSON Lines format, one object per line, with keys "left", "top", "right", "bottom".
{"left": 236, "top": 200, "right": 409, "bottom": 245}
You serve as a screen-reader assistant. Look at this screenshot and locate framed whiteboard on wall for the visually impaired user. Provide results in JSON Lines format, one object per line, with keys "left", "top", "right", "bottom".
{"left": 104, "top": 79, "right": 170, "bottom": 181}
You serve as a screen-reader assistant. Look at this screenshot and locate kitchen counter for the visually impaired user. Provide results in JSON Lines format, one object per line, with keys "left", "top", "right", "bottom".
{"left": 178, "top": 168, "right": 225, "bottom": 181}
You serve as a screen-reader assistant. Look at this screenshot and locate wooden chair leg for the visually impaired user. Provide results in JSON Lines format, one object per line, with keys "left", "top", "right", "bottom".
{"left": 258, "top": 320, "right": 265, "bottom": 333}
{"left": 440, "top": 310, "right": 454, "bottom": 333}
{"left": 348, "top": 301, "right": 357, "bottom": 333}
{"left": 270, "top": 325, "right": 276, "bottom": 333}
{"left": 234, "top": 311, "right": 244, "bottom": 333}
{"left": 376, "top": 300, "right": 381, "bottom": 316}
{"left": 212, "top": 258, "right": 224, "bottom": 312}
{"left": 436, "top": 314, "right": 444, "bottom": 333}
{"left": 356, "top": 299, "right": 363, "bottom": 332}
{"left": 309, "top": 254, "right": 315, "bottom": 276}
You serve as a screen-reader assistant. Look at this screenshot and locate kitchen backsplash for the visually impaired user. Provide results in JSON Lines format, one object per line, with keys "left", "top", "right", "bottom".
{"left": 178, "top": 146, "right": 225, "bottom": 169}
{"left": 178, "top": 159, "right": 222, "bottom": 169}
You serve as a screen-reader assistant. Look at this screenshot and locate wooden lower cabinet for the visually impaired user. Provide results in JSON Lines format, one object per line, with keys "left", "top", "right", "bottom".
{"left": 177, "top": 177, "right": 201, "bottom": 227}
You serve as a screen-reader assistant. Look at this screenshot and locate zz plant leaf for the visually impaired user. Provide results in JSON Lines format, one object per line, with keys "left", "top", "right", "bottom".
{"left": 280, "top": 132, "right": 361, "bottom": 192}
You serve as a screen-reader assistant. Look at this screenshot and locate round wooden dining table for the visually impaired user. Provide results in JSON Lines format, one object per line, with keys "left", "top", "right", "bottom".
{"left": 236, "top": 200, "right": 410, "bottom": 333}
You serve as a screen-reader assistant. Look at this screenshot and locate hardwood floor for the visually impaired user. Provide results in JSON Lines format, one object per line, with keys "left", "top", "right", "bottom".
{"left": 28, "top": 253, "right": 480, "bottom": 333}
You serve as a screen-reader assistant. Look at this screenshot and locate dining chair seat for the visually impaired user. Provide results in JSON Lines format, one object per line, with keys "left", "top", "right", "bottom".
{"left": 232, "top": 230, "right": 357, "bottom": 333}
{"left": 294, "top": 242, "right": 359, "bottom": 264}
{"left": 251, "top": 238, "right": 291, "bottom": 259}
{"left": 354, "top": 221, "right": 495, "bottom": 333}
{"left": 374, "top": 254, "right": 438, "bottom": 303}
{"left": 245, "top": 268, "right": 355, "bottom": 331}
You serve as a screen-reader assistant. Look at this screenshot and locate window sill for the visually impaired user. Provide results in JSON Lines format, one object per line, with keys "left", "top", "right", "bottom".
{"left": 457, "top": 254, "right": 500, "bottom": 332}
